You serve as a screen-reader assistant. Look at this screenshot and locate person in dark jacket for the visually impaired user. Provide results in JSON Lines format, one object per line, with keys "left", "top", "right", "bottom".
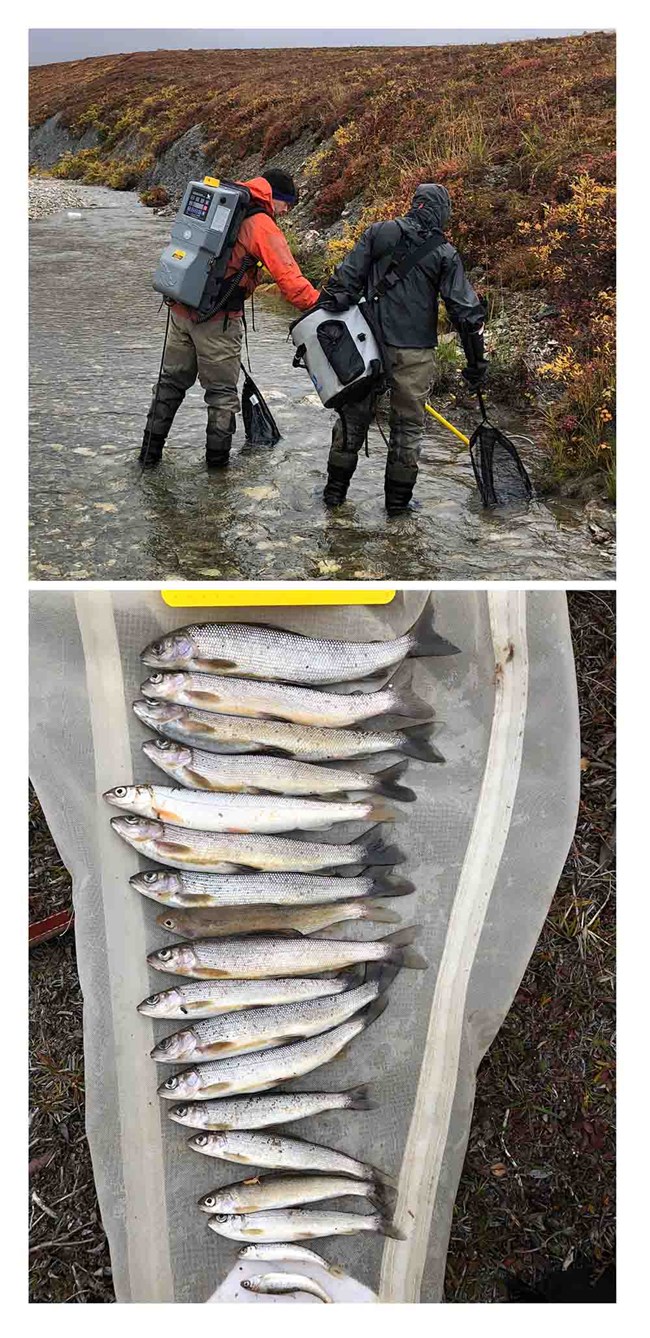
{"left": 318, "top": 183, "right": 487, "bottom": 514}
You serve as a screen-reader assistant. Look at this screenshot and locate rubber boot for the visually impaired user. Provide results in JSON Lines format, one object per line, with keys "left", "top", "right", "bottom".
{"left": 323, "top": 414, "right": 365, "bottom": 507}
{"left": 138, "top": 432, "right": 165, "bottom": 469}
{"left": 206, "top": 410, "right": 235, "bottom": 468}
{"left": 385, "top": 476, "right": 416, "bottom": 515}
{"left": 139, "top": 377, "right": 187, "bottom": 467}
{"left": 323, "top": 464, "right": 356, "bottom": 508}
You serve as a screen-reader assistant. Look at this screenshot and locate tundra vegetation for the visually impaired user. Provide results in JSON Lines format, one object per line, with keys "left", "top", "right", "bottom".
{"left": 29, "top": 33, "right": 615, "bottom": 494}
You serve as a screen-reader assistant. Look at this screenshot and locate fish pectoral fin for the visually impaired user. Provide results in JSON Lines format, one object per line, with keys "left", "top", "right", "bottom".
{"left": 202, "top": 658, "right": 237, "bottom": 670}
{"left": 157, "top": 839, "right": 197, "bottom": 856}
{"left": 242, "top": 1176, "right": 261, "bottom": 1185}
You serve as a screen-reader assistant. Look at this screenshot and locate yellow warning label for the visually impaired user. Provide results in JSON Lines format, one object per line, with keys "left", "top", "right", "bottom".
{"left": 171, "top": 249, "right": 186, "bottom": 260}
{"left": 203, "top": 176, "right": 220, "bottom": 187}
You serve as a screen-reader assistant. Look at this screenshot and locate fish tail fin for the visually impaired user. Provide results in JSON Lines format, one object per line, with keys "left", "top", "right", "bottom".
{"left": 400, "top": 723, "right": 445, "bottom": 763}
{"left": 386, "top": 660, "right": 436, "bottom": 724}
{"left": 367, "top": 870, "right": 416, "bottom": 897}
{"left": 365, "top": 799, "right": 402, "bottom": 824}
{"left": 370, "top": 1180, "right": 398, "bottom": 1212}
{"left": 359, "top": 994, "right": 389, "bottom": 1031}
{"left": 373, "top": 760, "right": 417, "bottom": 803}
{"left": 363, "top": 958, "right": 402, "bottom": 994}
{"left": 407, "top": 601, "right": 460, "bottom": 658}
{"left": 359, "top": 828, "right": 405, "bottom": 868}
{"left": 378, "top": 1214, "right": 407, "bottom": 1241}
{"left": 344, "top": 1083, "right": 378, "bottom": 1111}
{"left": 356, "top": 898, "right": 402, "bottom": 925}
{"left": 381, "top": 925, "right": 429, "bottom": 971}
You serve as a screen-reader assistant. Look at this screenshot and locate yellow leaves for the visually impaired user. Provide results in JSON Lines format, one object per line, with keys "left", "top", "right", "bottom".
{"left": 315, "top": 559, "right": 342, "bottom": 575}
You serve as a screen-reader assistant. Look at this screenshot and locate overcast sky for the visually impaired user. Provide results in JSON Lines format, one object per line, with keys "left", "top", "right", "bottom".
{"left": 29, "top": 28, "right": 592, "bottom": 66}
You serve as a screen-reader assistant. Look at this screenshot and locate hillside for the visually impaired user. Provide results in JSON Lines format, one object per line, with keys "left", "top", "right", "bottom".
{"left": 29, "top": 34, "right": 616, "bottom": 490}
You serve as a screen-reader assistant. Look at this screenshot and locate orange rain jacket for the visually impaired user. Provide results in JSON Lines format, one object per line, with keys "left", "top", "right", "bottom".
{"left": 172, "top": 176, "right": 320, "bottom": 321}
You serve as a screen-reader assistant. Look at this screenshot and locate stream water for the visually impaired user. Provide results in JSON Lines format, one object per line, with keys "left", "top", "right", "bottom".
{"left": 30, "top": 188, "right": 614, "bottom": 581}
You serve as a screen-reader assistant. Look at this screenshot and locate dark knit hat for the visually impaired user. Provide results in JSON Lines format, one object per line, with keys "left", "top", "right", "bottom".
{"left": 263, "top": 169, "right": 298, "bottom": 205}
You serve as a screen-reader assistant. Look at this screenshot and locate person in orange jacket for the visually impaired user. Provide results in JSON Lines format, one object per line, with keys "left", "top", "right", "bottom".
{"left": 140, "top": 170, "right": 319, "bottom": 467}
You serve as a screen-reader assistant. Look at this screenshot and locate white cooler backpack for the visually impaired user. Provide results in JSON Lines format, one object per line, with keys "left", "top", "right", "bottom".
{"left": 290, "top": 302, "right": 383, "bottom": 409}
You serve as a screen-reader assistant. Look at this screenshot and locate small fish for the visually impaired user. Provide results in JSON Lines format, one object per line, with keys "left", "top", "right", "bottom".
{"left": 138, "top": 976, "right": 348, "bottom": 1020}
{"left": 238, "top": 1243, "right": 344, "bottom": 1274}
{"left": 240, "top": 1272, "right": 332, "bottom": 1303}
{"left": 130, "top": 867, "right": 414, "bottom": 908}
{"left": 147, "top": 927, "right": 426, "bottom": 979}
{"left": 157, "top": 997, "right": 386, "bottom": 1100}
{"left": 143, "top": 741, "right": 417, "bottom": 802}
{"left": 104, "top": 784, "right": 399, "bottom": 834}
{"left": 168, "top": 1084, "right": 376, "bottom": 1130}
{"left": 141, "top": 606, "right": 456, "bottom": 683}
{"left": 111, "top": 815, "right": 403, "bottom": 873}
{"left": 141, "top": 661, "right": 431, "bottom": 729}
{"left": 154, "top": 898, "right": 400, "bottom": 940}
{"left": 133, "top": 700, "right": 443, "bottom": 764}
{"left": 208, "top": 1208, "right": 405, "bottom": 1242}
{"left": 198, "top": 1172, "right": 391, "bottom": 1215}
{"left": 190, "top": 1129, "right": 395, "bottom": 1186}
{"left": 151, "top": 973, "right": 392, "bottom": 1063}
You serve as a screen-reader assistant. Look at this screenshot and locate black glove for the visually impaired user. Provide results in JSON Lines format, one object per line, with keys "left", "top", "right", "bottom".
{"left": 462, "top": 362, "right": 488, "bottom": 391}
{"left": 316, "top": 287, "right": 350, "bottom": 313}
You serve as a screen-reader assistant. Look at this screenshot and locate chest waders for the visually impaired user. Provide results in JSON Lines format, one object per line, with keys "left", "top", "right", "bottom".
{"left": 140, "top": 178, "right": 265, "bottom": 471}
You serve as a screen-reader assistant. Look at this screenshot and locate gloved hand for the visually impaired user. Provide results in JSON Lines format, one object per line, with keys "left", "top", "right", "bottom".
{"left": 316, "top": 288, "right": 350, "bottom": 313}
{"left": 462, "top": 362, "right": 488, "bottom": 392}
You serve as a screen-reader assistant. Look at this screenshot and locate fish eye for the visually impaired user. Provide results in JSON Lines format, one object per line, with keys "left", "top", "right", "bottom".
{"left": 155, "top": 740, "right": 171, "bottom": 750}
{"left": 124, "top": 815, "right": 140, "bottom": 826}
{"left": 174, "top": 1105, "right": 189, "bottom": 1117}
{"left": 151, "top": 641, "right": 166, "bottom": 656}
{"left": 149, "top": 673, "right": 164, "bottom": 684}
{"left": 143, "top": 872, "right": 158, "bottom": 884}
{"left": 162, "top": 918, "right": 175, "bottom": 929}
{"left": 203, "top": 1195, "right": 216, "bottom": 1208}
{"left": 164, "top": 1076, "right": 179, "bottom": 1090}
{"left": 213, "top": 1214, "right": 228, "bottom": 1224}
{"left": 158, "top": 949, "right": 174, "bottom": 962}
{"left": 114, "top": 786, "right": 128, "bottom": 797}
{"left": 194, "top": 1135, "right": 208, "bottom": 1147}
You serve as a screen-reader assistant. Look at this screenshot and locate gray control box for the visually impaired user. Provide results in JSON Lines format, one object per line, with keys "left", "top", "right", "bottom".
{"left": 152, "top": 179, "right": 248, "bottom": 310}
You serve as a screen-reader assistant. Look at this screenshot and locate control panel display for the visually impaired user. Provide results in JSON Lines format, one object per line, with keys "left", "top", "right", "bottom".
{"left": 184, "top": 187, "right": 213, "bottom": 221}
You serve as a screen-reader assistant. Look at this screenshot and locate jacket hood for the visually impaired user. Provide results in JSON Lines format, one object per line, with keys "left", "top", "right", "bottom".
{"left": 408, "top": 183, "right": 452, "bottom": 232}
{"left": 242, "top": 176, "right": 276, "bottom": 215}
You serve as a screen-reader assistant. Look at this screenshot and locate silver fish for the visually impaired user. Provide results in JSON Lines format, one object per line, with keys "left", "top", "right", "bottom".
{"left": 154, "top": 898, "right": 400, "bottom": 939}
{"left": 240, "top": 1272, "right": 332, "bottom": 1303}
{"left": 157, "top": 999, "right": 385, "bottom": 1099}
{"left": 133, "top": 700, "right": 442, "bottom": 763}
{"left": 130, "top": 867, "right": 414, "bottom": 909}
{"left": 141, "top": 662, "right": 431, "bottom": 728}
{"left": 168, "top": 1084, "right": 375, "bottom": 1130}
{"left": 138, "top": 976, "right": 348, "bottom": 1020}
{"left": 238, "top": 1243, "right": 344, "bottom": 1274}
{"left": 143, "top": 741, "right": 417, "bottom": 800}
{"left": 189, "top": 1129, "right": 395, "bottom": 1186}
{"left": 151, "top": 975, "right": 390, "bottom": 1063}
{"left": 147, "top": 927, "right": 425, "bottom": 979}
{"left": 141, "top": 606, "right": 455, "bottom": 683}
{"left": 199, "top": 1173, "right": 390, "bottom": 1215}
{"left": 111, "top": 815, "right": 403, "bottom": 873}
{"left": 208, "top": 1208, "right": 405, "bottom": 1242}
{"left": 104, "top": 784, "right": 399, "bottom": 834}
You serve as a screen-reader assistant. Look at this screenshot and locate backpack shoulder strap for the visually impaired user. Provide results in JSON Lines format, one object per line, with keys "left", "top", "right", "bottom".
{"left": 371, "top": 228, "right": 446, "bottom": 300}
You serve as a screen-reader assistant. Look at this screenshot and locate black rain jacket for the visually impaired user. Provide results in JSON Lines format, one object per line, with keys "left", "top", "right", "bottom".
{"left": 322, "top": 184, "right": 486, "bottom": 349}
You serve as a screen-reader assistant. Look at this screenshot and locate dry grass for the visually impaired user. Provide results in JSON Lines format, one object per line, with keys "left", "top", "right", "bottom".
{"left": 28, "top": 592, "right": 614, "bottom": 1302}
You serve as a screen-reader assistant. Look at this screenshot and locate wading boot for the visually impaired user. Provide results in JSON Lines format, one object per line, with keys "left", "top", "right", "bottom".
{"left": 323, "top": 465, "right": 354, "bottom": 508}
{"left": 139, "top": 376, "right": 188, "bottom": 468}
{"left": 206, "top": 410, "right": 235, "bottom": 469}
{"left": 138, "top": 432, "right": 165, "bottom": 469}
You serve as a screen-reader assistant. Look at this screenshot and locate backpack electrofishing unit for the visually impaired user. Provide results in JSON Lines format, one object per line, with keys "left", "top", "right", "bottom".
{"left": 153, "top": 176, "right": 263, "bottom": 320}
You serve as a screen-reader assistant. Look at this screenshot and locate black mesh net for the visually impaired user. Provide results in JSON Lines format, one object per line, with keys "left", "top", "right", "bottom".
{"left": 241, "top": 369, "right": 282, "bottom": 447}
{"left": 469, "top": 420, "right": 533, "bottom": 508}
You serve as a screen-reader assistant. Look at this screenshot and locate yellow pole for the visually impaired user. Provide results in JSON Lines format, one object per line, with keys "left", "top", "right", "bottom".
{"left": 424, "top": 402, "right": 470, "bottom": 446}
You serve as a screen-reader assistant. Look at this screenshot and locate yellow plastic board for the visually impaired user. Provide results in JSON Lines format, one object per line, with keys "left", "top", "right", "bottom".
{"left": 161, "top": 589, "right": 396, "bottom": 608}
